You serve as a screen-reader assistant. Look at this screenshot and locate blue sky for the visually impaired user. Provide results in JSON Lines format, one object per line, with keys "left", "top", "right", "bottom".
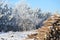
{"left": 8, "top": 0, "right": 60, "bottom": 13}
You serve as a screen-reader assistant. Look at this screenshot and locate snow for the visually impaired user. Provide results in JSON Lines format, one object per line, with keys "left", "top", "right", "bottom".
{"left": 0, "top": 31, "right": 37, "bottom": 40}
{"left": 0, "top": 13, "right": 3, "bottom": 18}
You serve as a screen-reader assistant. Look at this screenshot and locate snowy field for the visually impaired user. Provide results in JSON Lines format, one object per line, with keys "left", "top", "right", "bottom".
{"left": 0, "top": 31, "right": 37, "bottom": 40}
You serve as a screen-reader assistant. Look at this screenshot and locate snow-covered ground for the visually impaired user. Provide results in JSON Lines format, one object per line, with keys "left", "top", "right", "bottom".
{"left": 0, "top": 31, "right": 37, "bottom": 40}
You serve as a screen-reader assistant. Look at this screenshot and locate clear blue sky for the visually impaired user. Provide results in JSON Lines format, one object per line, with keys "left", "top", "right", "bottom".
{"left": 8, "top": 0, "right": 60, "bottom": 13}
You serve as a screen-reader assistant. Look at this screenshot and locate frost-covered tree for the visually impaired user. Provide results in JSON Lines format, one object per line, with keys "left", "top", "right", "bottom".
{"left": 0, "top": 1, "right": 17, "bottom": 32}
{"left": 14, "top": 3, "right": 51, "bottom": 31}
{"left": 0, "top": 0, "right": 51, "bottom": 32}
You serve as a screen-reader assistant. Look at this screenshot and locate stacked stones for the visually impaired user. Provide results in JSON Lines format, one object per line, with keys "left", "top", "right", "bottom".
{"left": 27, "top": 14, "right": 60, "bottom": 40}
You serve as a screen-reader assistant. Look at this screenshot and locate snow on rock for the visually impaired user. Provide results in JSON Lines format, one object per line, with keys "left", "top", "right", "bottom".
{"left": 0, "top": 31, "right": 37, "bottom": 40}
